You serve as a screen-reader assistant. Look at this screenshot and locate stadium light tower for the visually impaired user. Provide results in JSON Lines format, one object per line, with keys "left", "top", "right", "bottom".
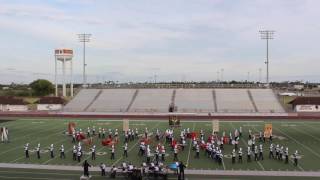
{"left": 78, "top": 33, "right": 91, "bottom": 87}
{"left": 259, "top": 30, "right": 275, "bottom": 86}
{"left": 220, "top": 68, "right": 224, "bottom": 82}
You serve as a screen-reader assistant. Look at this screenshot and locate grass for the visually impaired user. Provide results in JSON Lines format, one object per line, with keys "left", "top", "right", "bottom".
{"left": 1, "top": 118, "right": 320, "bottom": 179}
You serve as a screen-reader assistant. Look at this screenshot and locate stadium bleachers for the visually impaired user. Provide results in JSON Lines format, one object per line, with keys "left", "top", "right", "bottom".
{"left": 129, "top": 89, "right": 173, "bottom": 112}
{"left": 175, "top": 89, "right": 215, "bottom": 113}
{"left": 63, "top": 88, "right": 286, "bottom": 113}
{"left": 87, "top": 89, "right": 136, "bottom": 112}
{"left": 64, "top": 89, "right": 100, "bottom": 112}
{"left": 250, "top": 89, "right": 285, "bottom": 113}
{"left": 215, "top": 89, "right": 255, "bottom": 113}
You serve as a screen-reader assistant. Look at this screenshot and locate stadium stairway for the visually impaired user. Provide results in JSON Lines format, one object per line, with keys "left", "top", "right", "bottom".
{"left": 126, "top": 89, "right": 139, "bottom": 112}
{"left": 247, "top": 89, "right": 259, "bottom": 112}
{"left": 212, "top": 90, "right": 218, "bottom": 112}
{"left": 83, "top": 89, "right": 103, "bottom": 111}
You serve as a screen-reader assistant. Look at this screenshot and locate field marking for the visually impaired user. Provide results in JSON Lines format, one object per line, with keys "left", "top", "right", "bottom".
{"left": 4, "top": 121, "right": 56, "bottom": 142}
{"left": 0, "top": 125, "right": 65, "bottom": 157}
{"left": 248, "top": 123, "right": 305, "bottom": 171}
{"left": 186, "top": 122, "right": 196, "bottom": 167}
{"left": 274, "top": 127, "right": 320, "bottom": 159}
{"left": 0, "top": 176, "right": 52, "bottom": 180}
{"left": 0, "top": 170, "right": 80, "bottom": 176}
{"left": 110, "top": 122, "right": 161, "bottom": 167}
{"left": 230, "top": 122, "right": 265, "bottom": 171}
{"left": 292, "top": 126, "right": 320, "bottom": 142}
{"left": 77, "top": 122, "right": 124, "bottom": 165}
{"left": 10, "top": 133, "right": 69, "bottom": 163}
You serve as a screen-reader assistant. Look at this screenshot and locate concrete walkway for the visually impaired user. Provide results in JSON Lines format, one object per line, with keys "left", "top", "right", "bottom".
{"left": 1, "top": 163, "right": 320, "bottom": 177}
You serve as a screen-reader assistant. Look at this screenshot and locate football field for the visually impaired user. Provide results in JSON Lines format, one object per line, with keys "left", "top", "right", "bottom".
{"left": 1, "top": 118, "right": 320, "bottom": 179}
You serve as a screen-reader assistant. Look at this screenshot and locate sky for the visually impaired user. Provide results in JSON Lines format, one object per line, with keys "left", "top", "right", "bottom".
{"left": 0, "top": 0, "right": 320, "bottom": 84}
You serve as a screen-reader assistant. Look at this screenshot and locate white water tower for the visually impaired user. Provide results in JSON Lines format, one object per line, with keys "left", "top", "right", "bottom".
{"left": 54, "top": 48, "right": 74, "bottom": 97}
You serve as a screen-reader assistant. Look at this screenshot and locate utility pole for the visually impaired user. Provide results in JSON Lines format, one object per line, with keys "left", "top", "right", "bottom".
{"left": 259, "top": 30, "right": 275, "bottom": 86}
{"left": 247, "top": 71, "right": 250, "bottom": 82}
{"left": 216, "top": 71, "right": 220, "bottom": 82}
{"left": 78, "top": 33, "right": 91, "bottom": 87}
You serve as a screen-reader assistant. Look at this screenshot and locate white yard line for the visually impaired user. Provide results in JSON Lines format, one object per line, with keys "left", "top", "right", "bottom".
{"left": 186, "top": 122, "right": 196, "bottom": 167}
{"left": 274, "top": 127, "right": 320, "bottom": 159}
{"left": 292, "top": 126, "right": 320, "bottom": 142}
{"left": 0, "top": 126, "right": 64, "bottom": 157}
{"left": 10, "top": 135, "right": 68, "bottom": 163}
{"left": 5, "top": 121, "right": 55, "bottom": 142}
{"left": 0, "top": 176, "right": 51, "bottom": 180}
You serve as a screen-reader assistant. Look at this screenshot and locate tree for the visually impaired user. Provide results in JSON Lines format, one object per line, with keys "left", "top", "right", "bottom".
{"left": 29, "top": 79, "right": 54, "bottom": 96}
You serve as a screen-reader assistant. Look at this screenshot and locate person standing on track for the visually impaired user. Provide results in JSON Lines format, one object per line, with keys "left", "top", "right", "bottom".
{"left": 82, "top": 160, "right": 91, "bottom": 177}
{"left": 178, "top": 161, "right": 186, "bottom": 180}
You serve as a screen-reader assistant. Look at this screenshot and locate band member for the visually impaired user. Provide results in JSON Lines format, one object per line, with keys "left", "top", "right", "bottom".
{"left": 238, "top": 148, "right": 243, "bottom": 163}
{"left": 259, "top": 144, "right": 263, "bottom": 160}
{"left": 25, "top": 143, "right": 29, "bottom": 158}
{"left": 72, "top": 131, "right": 76, "bottom": 143}
{"left": 293, "top": 150, "right": 299, "bottom": 166}
{"left": 91, "top": 145, "right": 96, "bottom": 160}
{"left": 232, "top": 149, "right": 236, "bottom": 164}
{"left": 161, "top": 145, "right": 166, "bottom": 161}
{"left": 100, "top": 163, "right": 106, "bottom": 176}
{"left": 102, "top": 128, "right": 106, "bottom": 138}
{"left": 73, "top": 145, "right": 77, "bottom": 161}
{"left": 275, "top": 144, "right": 280, "bottom": 160}
{"left": 123, "top": 143, "right": 128, "bottom": 158}
{"left": 98, "top": 128, "right": 102, "bottom": 138}
{"left": 77, "top": 150, "right": 82, "bottom": 162}
{"left": 173, "top": 145, "right": 178, "bottom": 161}
{"left": 36, "top": 143, "right": 41, "bottom": 159}
{"left": 247, "top": 146, "right": 251, "bottom": 162}
{"left": 92, "top": 126, "right": 96, "bottom": 136}
{"left": 60, "top": 145, "right": 65, "bottom": 159}
{"left": 135, "top": 128, "right": 139, "bottom": 138}
{"left": 49, "top": 144, "right": 54, "bottom": 158}
{"left": 155, "top": 146, "right": 159, "bottom": 162}
{"left": 269, "top": 144, "right": 274, "bottom": 159}
{"left": 111, "top": 144, "right": 115, "bottom": 160}
{"left": 195, "top": 144, "right": 200, "bottom": 158}
{"left": 285, "top": 147, "right": 289, "bottom": 164}
{"left": 87, "top": 127, "right": 91, "bottom": 137}
{"left": 254, "top": 146, "right": 258, "bottom": 161}
{"left": 259, "top": 131, "right": 263, "bottom": 142}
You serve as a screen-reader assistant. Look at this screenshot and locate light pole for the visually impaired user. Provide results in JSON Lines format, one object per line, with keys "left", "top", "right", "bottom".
{"left": 258, "top": 68, "right": 262, "bottom": 83}
{"left": 220, "top": 68, "right": 224, "bottom": 82}
{"left": 78, "top": 33, "right": 91, "bottom": 87}
{"left": 259, "top": 30, "right": 275, "bottom": 86}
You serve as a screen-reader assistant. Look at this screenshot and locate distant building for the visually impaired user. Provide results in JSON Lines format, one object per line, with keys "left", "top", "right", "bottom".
{"left": 36, "top": 97, "right": 65, "bottom": 111}
{"left": 0, "top": 96, "right": 28, "bottom": 111}
{"left": 289, "top": 97, "right": 320, "bottom": 112}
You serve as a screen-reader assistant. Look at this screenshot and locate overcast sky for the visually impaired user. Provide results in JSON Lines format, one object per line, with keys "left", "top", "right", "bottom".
{"left": 0, "top": 0, "right": 320, "bottom": 84}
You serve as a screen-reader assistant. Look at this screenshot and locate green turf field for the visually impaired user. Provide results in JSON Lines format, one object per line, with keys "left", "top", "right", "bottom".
{"left": 1, "top": 118, "right": 320, "bottom": 179}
